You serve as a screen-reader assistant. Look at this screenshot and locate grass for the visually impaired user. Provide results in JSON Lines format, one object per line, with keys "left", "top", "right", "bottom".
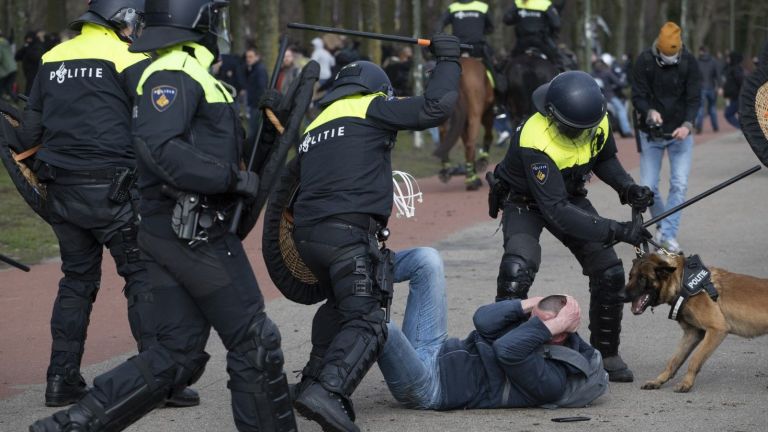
{"left": 0, "top": 125, "right": 508, "bottom": 267}
{"left": 0, "top": 165, "right": 59, "bottom": 268}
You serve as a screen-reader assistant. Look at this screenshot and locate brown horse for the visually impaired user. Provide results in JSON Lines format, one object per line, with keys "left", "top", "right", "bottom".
{"left": 502, "top": 52, "right": 559, "bottom": 128}
{"left": 433, "top": 56, "right": 494, "bottom": 191}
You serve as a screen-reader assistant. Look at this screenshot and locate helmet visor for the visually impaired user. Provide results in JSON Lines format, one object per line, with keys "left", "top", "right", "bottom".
{"left": 111, "top": 8, "right": 145, "bottom": 41}
{"left": 194, "top": 2, "right": 231, "bottom": 53}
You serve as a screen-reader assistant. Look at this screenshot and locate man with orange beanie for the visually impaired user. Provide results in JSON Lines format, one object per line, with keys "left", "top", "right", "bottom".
{"left": 631, "top": 22, "right": 701, "bottom": 253}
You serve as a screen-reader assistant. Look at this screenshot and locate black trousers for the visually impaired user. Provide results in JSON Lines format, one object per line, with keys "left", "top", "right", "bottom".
{"left": 46, "top": 181, "right": 153, "bottom": 377}
{"left": 293, "top": 215, "right": 387, "bottom": 396}
{"left": 84, "top": 223, "right": 290, "bottom": 431}
{"left": 513, "top": 35, "right": 560, "bottom": 65}
{"left": 500, "top": 197, "right": 622, "bottom": 278}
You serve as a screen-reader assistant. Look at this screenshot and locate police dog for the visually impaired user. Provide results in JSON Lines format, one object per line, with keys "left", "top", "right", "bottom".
{"left": 626, "top": 252, "right": 768, "bottom": 392}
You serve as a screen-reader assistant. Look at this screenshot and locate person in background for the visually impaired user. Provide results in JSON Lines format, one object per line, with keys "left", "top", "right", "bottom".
{"left": 593, "top": 53, "right": 632, "bottom": 137}
{"left": 15, "top": 30, "right": 45, "bottom": 95}
{"left": 694, "top": 46, "right": 720, "bottom": 134}
{"left": 311, "top": 37, "right": 336, "bottom": 87}
{"left": 243, "top": 46, "right": 267, "bottom": 136}
{"left": 0, "top": 30, "right": 17, "bottom": 100}
{"left": 276, "top": 47, "right": 300, "bottom": 93}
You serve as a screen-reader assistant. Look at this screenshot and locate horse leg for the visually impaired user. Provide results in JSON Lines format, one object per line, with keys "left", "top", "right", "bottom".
{"left": 463, "top": 112, "right": 483, "bottom": 191}
{"left": 477, "top": 108, "right": 494, "bottom": 172}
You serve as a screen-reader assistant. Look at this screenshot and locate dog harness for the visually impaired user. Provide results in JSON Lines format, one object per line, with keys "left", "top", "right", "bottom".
{"left": 668, "top": 255, "right": 719, "bottom": 321}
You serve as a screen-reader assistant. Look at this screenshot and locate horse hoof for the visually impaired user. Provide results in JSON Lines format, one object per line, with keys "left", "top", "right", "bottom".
{"left": 465, "top": 178, "right": 483, "bottom": 191}
{"left": 438, "top": 169, "right": 452, "bottom": 183}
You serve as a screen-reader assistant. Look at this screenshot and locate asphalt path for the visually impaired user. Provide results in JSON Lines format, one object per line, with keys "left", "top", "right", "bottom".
{"left": 3, "top": 129, "right": 768, "bottom": 431}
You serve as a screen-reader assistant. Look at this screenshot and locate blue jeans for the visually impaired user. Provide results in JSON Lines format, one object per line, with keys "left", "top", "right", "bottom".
{"left": 608, "top": 96, "right": 632, "bottom": 135}
{"left": 695, "top": 88, "right": 719, "bottom": 132}
{"left": 377, "top": 247, "right": 447, "bottom": 409}
{"left": 639, "top": 131, "right": 694, "bottom": 241}
{"left": 725, "top": 97, "right": 740, "bottom": 129}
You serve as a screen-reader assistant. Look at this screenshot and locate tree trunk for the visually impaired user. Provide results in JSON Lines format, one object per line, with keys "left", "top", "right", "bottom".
{"left": 636, "top": 0, "right": 647, "bottom": 56}
{"left": 613, "top": 0, "right": 627, "bottom": 56}
{"left": 363, "top": 0, "right": 382, "bottom": 64}
{"left": 229, "top": 0, "right": 244, "bottom": 55}
{"left": 257, "top": 0, "right": 280, "bottom": 82}
{"left": 45, "top": 0, "right": 67, "bottom": 34}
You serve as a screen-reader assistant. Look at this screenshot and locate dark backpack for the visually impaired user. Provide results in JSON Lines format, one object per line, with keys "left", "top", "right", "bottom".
{"left": 536, "top": 344, "right": 609, "bottom": 409}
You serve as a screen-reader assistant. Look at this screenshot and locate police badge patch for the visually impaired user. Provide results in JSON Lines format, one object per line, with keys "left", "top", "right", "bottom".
{"left": 151, "top": 85, "right": 178, "bottom": 112}
{"left": 531, "top": 162, "right": 549, "bottom": 185}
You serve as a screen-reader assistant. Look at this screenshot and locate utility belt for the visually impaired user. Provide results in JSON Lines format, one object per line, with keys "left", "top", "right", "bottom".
{"left": 36, "top": 162, "right": 137, "bottom": 204}
{"left": 322, "top": 213, "right": 395, "bottom": 321}
{"left": 160, "top": 185, "right": 234, "bottom": 248}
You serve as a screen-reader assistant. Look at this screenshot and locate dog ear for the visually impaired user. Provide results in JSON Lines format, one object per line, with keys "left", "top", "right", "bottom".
{"left": 655, "top": 265, "right": 677, "bottom": 280}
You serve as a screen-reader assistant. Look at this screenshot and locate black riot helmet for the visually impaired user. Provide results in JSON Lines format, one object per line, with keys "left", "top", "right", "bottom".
{"left": 532, "top": 70, "right": 607, "bottom": 131}
{"left": 70, "top": 0, "right": 146, "bottom": 42}
{"left": 129, "top": 0, "right": 230, "bottom": 54}
{"left": 318, "top": 61, "right": 394, "bottom": 107}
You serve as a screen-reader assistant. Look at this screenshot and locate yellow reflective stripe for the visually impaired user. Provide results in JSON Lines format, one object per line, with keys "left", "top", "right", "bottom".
{"left": 304, "top": 93, "right": 385, "bottom": 134}
{"left": 448, "top": 1, "right": 489, "bottom": 13}
{"left": 136, "top": 44, "right": 232, "bottom": 104}
{"left": 514, "top": 0, "right": 552, "bottom": 12}
{"left": 42, "top": 23, "right": 148, "bottom": 73}
{"left": 520, "top": 113, "right": 610, "bottom": 170}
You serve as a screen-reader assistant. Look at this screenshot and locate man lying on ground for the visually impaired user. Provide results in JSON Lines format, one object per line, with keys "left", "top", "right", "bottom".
{"left": 378, "top": 247, "right": 608, "bottom": 410}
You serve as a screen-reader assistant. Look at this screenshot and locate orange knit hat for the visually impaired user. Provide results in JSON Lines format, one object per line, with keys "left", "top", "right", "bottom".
{"left": 657, "top": 22, "right": 682, "bottom": 56}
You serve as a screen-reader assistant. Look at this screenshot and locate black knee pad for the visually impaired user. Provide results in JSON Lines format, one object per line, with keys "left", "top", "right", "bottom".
{"left": 589, "top": 263, "right": 627, "bottom": 304}
{"left": 497, "top": 255, "right": 537, "bottom": 301}
{"left": 234, "top": 316, "right": 285, "bottom": 374}
{"left": 171, "top": 351, "right": 210, "bottom": 388}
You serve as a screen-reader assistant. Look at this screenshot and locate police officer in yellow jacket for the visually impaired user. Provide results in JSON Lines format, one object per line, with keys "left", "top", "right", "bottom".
{"left": 503, "top": 0, "right": 562, "bottom": 68}
{"left": 439, "top": 1, "right": 502, "bottom": 92}
{"left": 15, "top": 0, "right": 195, "bottom": 409}
{"left": 488, "top": 71, "right": 654, "bottom": 383}
{"left": 29, "top": 1, "right": 296, "bottom": 431}
{"left": 290, "top": 37, "right": 461, "bottom": 432}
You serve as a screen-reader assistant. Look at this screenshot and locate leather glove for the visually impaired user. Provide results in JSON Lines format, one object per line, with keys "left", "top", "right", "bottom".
{"left": 258, "top": 89, "right": 284, "bottom": 112}
{"left": 233, "top": 170, "right": 260, "bottom": 199}
{"left": 611, "top": 219, "right": 652, "bottom": 247}
{"left": 621, "top": 184, "right": 654, "bottom": 210}
{"left": 429, "top": 34, "right": 461, "bottom": 62}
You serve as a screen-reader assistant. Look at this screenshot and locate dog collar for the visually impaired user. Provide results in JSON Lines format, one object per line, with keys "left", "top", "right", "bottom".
{"left": 668, "top": 255, "right": 719, "bottom": 321}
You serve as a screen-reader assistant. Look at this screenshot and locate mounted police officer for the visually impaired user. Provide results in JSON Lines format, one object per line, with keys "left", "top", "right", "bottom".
{"left": 488, "top": 71, "right": 654, "bottom": 383}
{"left": 290, "top": 36, "right": 462, "bottom": 432}
{"left": 14, "top": 0, "right": 197, "bottom": 409}
{"left": 29, "top": 1, "right": 297, "bottom": 431}
{"left": 439, "top": 0, "right": 504, "bottom": 94}
{"left": 503, "top": 0, "right": 562, "bottom": 69}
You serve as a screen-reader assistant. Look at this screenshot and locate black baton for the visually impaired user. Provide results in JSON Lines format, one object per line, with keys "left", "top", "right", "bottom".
{"left": 0, "top": 253, "right": 30, "bottom": 272}
{"left": 287, "top": 22, "right": 474, "bottom": 50}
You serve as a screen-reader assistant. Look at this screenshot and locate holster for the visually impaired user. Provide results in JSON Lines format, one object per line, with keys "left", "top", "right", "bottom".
{"left": 486, "top": 171, "right": 509, "bottom": 219}
{"left": 108, "top": 168, "right": 137, "bottom": 204}
{"left": 162, "top": 185, "right": 203, "bottom": 243}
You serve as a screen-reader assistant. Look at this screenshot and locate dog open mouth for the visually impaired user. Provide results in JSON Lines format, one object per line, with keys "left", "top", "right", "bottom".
{"left": 631, "top": 293, "right": 652, "bottom": 315}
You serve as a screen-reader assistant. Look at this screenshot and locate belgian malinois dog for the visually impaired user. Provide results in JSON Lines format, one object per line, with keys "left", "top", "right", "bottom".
{"left": 626, "top": 252, "right": 768, "bottom": 392}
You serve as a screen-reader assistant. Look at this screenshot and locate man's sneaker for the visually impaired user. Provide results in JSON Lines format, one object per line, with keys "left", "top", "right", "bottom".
{"left": 45, "top": 370, "right": 88, "bottom": 407}
{"left": 661, "top": 237, "right": 681, "bottom": 253}
{"left": 294, "top": 382, "right": 359, "bottom": 432}
{"left": 164, "top": 387, "right": 200, "bottom": 408}
{"left": 496, "top": 130, "right": 511, "bottom": 146}
{"left": 603, "top": 355, "right": 634, "bottom": 382}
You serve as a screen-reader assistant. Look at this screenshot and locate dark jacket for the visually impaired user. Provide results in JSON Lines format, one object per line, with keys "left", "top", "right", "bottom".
{"left": 592, "top": 64, "right": 622, "bottom": 101}
{"left": 503, "top": 0, "right": 560, "bottom": 39}
{"left": 294, "top": 60, "right": 460, "bottom": 227}
{"left": 436, "top": 300, "right": 596, "bottom": 410}
{"left": 15, "top": 32, "right": 45, "bottom": 94}
{"left": 631, "top": 46, "right": 702, "bottom": 134}
{"left": 439, "top": 0, "right": 494, "bottom": 45}
{"left": 697, "top": 53, "right": 720, "bottom": 91}
{"left": 21, "top": 24, "right": 150, "bottom": 171}
{"left": 244, "top": 60, "right": 268, "bottom": 108}
{"left": 494, "top": 113, "right": 634, "bottom": 243}
{"left": 216, "top": 53, "right": 245, "bottom": 93}
{"left": 133, "top": 43, "right": 243, "bottom": 229}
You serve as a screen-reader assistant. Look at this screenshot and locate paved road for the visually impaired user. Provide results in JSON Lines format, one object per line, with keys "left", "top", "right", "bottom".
{"left": 3, "top": 130, "right": 768, "bottom": 431}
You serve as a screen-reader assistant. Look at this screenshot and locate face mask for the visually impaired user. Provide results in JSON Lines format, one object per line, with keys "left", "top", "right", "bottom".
{"left": 556, "top": 122, "right": 587, "bottom": 140}
{"left": 658, "top": 52, "right": 680, "bottom": 66}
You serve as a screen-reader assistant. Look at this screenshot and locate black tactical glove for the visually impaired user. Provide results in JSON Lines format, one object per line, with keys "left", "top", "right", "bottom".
{"left": 610, "top": 219, "right": 652, "bottom": 247}
{"left": 233, "top": 170, "right": 260, "bottom": 199}
{"left": 259, "top": 89, "right": 284, "bottom": 113}
{"left": 621, "top": 184, "right": 654, "bottom": 210}
{"left": 429, "top": 34, "right": 461, "bottom": 62}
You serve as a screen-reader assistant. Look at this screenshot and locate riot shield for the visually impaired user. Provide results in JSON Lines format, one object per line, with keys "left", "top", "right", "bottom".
{"left": 0, "top": 100, "right": 49, "bottom": 222}
{"left": 739, "top": 41, "right": 768, "bottom": 167}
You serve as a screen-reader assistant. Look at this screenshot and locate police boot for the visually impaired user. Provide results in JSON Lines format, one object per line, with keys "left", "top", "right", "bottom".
{"left": 465, "top": 162, "right": 482, "bottom": 191}
{"left": 588, "top": 301, "right": 634, "bottom": 383}
{"left": 290, "top": 354, "right": 324, "bottom": 402}
{"left": 164, "top": 387, "right": 200, "bottom": 408}
{"left": 45, "top": 367, "right": 88, "bottom": 407}
{"left": 294, "top": 381, "right": 359, "bottom": 432}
